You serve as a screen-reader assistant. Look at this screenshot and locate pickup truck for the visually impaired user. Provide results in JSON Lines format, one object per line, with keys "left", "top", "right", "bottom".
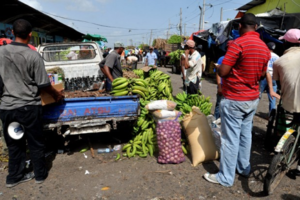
{"left": 38, "top": 42, "right": 140, "bottom": 138}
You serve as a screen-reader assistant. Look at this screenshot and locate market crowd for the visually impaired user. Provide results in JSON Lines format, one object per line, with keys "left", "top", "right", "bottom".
{"left": 0, "top": 12, "right": 300, "bottom": 191}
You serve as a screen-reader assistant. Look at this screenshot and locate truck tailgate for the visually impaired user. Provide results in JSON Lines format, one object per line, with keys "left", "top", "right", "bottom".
{"left": 43, "top": 95, "right": 140, "bottom": 123}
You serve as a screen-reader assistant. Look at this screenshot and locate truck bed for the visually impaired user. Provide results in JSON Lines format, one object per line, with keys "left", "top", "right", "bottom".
{"left": 43, "top": 95, "right": 140, "bottom": 124}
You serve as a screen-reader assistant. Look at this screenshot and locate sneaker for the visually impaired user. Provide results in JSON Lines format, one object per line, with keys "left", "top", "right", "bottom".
{"left": 6, "top": 172, "right": 35, "bottom": 188}
{"left": 35, "top": 179, "right": 45, "bottom": 184}
{"left": 203, "top": 172, "right": 220, "bottom": 184}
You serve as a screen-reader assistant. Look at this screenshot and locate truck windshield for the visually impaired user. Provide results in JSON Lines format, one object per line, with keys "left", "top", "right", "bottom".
{"left": 41, "top": 45, "right": 96, "bottom": 62}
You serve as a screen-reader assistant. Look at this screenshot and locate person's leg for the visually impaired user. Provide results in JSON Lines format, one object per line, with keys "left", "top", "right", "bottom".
{"left": 236, "top": 99, "right": 259, "bottom": 176}
{"left": 214, "top": 94, "right": 222, "bottom": 119}
{"left": 216, "top": 98, "right": 244, "bottom": 187}
{"left": 17, "top": 106, "right": 48, "bottom": 181}
{"left": 105, "top": 79, "right": 112, "bottom": 92}
{"left": 259, "top": 79, "right": 267, "bottom": 100}
{"left": 1, "top": 109, "right": 27, "bottom": 184}
{"left": 266, "top": 81, "right": 277, "bottom": 115}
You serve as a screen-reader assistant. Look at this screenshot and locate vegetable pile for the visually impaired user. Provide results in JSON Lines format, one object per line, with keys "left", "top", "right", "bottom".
{"left": 156, "top": 120, "right": 185, "bottom": 164}
{"left": 168, "top": 50, "right": 184, "bottom": 65}
{"left": 175, "top": 92, "right": 213, "bottom": 116}
{"left": 167, "top": 35, "right": 182, "bottom": 44}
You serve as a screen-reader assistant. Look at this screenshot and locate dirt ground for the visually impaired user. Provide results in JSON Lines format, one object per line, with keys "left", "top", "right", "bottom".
{"left": 1, "top": 63, "right": 300, "bottom": 200}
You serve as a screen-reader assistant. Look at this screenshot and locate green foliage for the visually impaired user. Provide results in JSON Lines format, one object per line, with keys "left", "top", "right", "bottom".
{"left": 126, "top": 46, "right": 135, "bottom": 50}
{"left": 168, "top": 49, "right": 184, "bottom": 64}
{"left": 152, "top": 39, "right": 156, "bottom": 47}
{"left": 138, "top": 43, "right": 148, "bottom": 49}
{"left": 167, "top": 35, "right": 182, "bottom": 44}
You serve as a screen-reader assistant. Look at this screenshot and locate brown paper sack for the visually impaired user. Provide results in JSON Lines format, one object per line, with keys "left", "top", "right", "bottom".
{"left": 182, "top": 106, "right": 219, "bottom": 166}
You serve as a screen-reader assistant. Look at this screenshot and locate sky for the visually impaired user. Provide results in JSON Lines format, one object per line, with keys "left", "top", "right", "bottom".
{"left": 19, "top": 0, "right": 252, "bottom": 47}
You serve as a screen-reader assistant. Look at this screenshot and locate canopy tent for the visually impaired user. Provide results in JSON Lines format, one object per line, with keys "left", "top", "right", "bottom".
{"left": 83, "top": 34, "right": 108, "bottom": 42}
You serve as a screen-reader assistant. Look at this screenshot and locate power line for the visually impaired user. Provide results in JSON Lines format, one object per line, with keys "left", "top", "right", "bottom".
{"left": 42, "top": 11, "right": 171, "bottom": 31}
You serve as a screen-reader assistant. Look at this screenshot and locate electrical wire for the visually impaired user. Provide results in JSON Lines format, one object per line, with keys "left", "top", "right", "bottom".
{"left": 292, "top": 0, "right": 300, "bottom": 7}
{"left": 42, "top": 11, "right": 171, "bottom": 31}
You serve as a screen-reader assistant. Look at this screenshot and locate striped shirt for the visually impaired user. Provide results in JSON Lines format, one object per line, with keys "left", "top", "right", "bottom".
{"left": 222, "top": 32, "right": 270, "bottom": 101}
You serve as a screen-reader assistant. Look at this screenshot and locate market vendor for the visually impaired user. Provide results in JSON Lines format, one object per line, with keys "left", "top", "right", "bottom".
{"left": 183, "top": 40, "right": 202, "bottom": 94}
{"left": 99, "top": 42, "right": 124, "bottom": 91}
{"left": 125, "top": 55, "right": 138, "bottom": 64}
{"left": 0, "top": 19, "right": 64, "bottom": 188}
{"left": 145, "top": 46, "right": 157, "bottom": 66}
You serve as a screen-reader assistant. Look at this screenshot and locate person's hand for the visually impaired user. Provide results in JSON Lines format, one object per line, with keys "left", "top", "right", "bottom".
{"left": 182, "top": 75, "right": 186, "bottom": 81}
{"left": 217, "top": 86, "right": 222, "bottom": 96}
{"left": 270, "top": 90, "right": 281, "bottom": 100}
{"left": 55, "top": 90, "right": 64, "bottom": 103}
{"left": 185, "top": 49, "right": 189, "bottom": 56}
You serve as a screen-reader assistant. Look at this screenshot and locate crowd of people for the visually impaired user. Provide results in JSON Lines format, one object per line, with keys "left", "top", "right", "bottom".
{"left": 1, "top": 13, "right": 300, "bottom": 192}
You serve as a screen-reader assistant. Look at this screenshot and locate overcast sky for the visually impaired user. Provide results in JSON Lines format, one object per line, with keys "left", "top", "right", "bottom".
{"left": 20, "top": 0, "right": 252, "bottom": 47}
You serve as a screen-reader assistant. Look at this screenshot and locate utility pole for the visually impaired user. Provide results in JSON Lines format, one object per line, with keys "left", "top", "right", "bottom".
{"left": 201, "top": 0, "right": 206, "bottom": 30}
{"left": 149, "top": 29, "right": 153, "bottom": 46}
{"left": 179, "top": 8, "right": 182, "bottom": 36}
{"left": 199, "top": 6, "right": 202, "bottom": 31}
{"left": 184, "top": 23, "right": 186, "bottom": 36}
{"left": 220, "top": 7, "right": 223, "bottom": 22}
{"left": 167, "top": 19, "right": 170, "bottom": 40}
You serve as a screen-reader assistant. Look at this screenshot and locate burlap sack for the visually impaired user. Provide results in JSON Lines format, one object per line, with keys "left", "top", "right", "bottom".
{"left": 182, "top": 106, "right": 219, "bottom": 166}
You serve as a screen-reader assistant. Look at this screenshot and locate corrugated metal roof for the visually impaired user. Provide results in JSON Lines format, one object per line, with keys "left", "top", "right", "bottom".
{"left": 237, "top": 0, "right": 266, "bottom": 11}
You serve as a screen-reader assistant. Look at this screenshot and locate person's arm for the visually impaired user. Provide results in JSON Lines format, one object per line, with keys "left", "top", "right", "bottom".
{"left": 218, "top": 41, "right": 241, "bottom": 77}
{"left": 40, "top": 85, "right": 64, "bottom": 102}
{"left": 266, "top": 72, "right": 280, "bottom": 99}
{"left": 154, "top": 53, "right": 157, "bottom": 65}
{"left": 103, "top": 66, "right": 114, "bottom": 82}
{"left": 33, "top": 55, "right": 64, "bottom": 102}
{"left": 184, "top": 50, "right": 190, "bottom": 69}
{"left": 216, "top": 67, "right": 222, "bottom": 96}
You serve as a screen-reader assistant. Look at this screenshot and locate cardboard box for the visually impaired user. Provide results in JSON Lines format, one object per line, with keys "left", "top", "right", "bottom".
{"left": 142, "top": 65, "right": 157, "bottom": 72}
{"left": 41, "top": 83, "right": 64, "bottom": 106}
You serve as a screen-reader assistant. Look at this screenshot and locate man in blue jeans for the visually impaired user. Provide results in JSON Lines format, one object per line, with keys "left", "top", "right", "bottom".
{"left": 204, "top": 13, "right": 271, "bottom": 187}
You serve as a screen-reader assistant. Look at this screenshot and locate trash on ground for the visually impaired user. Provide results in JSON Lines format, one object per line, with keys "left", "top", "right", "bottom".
{"left": 85, "top": 170, "right": 90, "bottom": 175}
{"left": 101, "top": 186, "right": 110, "bottom": 191}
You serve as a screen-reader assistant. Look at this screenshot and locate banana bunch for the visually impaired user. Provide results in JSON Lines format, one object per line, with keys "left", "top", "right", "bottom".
{"left": 133, "top": 69, "right": 144, "bottom": 79}
{"left": 175, "top": 92, "right": 213, "bottom": 116}
{"left": 122, "top": 128, "right": 157, "bottom": 158}
{"left": 110, "top": 77, "right": 129, "bottom": 96}
{"left": 148, "top": 71, "right": 174, "bottom": 101}
{"left": 131, "top": 79, "right": 149, "bottom": 99}
{"left": 181, "top": 139, "right": 190, "bottom": 155}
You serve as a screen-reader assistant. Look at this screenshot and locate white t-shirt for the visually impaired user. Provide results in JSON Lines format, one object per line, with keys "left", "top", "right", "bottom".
{"left": 273, "top": 47, "right": 300, "bottom": 113}
{"left": 185, "top": 51, "right": 202, "bottom": 86}
{"left": 267, "top": 52, "right": 279, "bottom": 77}
{"left": 66, "top": 51, "right": 78, "bottom": 60}
{"left": 127, "top": 56, "right": 138, "bottom": 64}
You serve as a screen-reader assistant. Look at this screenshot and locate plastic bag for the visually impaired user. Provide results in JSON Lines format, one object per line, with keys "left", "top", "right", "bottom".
{"left": 151, "top": 110, "right": 181, "bottom": 119}
{"left": 156, "top": 119, "right": 185, "bottom": 164}
{"left": 145, "top": 100, "right": 177, "bottom": 111}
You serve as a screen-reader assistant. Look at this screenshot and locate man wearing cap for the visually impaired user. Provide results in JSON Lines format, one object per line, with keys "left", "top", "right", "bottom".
{"left": 183, "top": 39, "right": 202, "bottom": 94}
{"left": 274, "top": 29, "right": 300, "bottom": 176}
{"left": 145, "top": 47, "right": 157, "bottom": 66}
{"left": 204, "top": 13, "right": 271, "bottom": 187}
{"left": 259, "top": 42, "right": 280, "bottom": 116}
{"left": 99, "top": 42, "right": 124, "bottom": 91}
{"left": 0, "top": 19, "right": 63, "bottom": 188}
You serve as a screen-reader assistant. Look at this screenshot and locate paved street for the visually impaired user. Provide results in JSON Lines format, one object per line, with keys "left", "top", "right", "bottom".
{"left": 0, "top": 64, "right": 299, "bottom": 200}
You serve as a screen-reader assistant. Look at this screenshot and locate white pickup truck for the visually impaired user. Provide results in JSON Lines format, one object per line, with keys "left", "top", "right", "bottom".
{"left": 37, "top": 42, "right": 140, "bottom": 139}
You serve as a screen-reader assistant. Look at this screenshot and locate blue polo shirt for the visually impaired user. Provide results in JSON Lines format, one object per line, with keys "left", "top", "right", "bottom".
{"left": 146, "top": 52, "right": 157, "bottom": 66}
